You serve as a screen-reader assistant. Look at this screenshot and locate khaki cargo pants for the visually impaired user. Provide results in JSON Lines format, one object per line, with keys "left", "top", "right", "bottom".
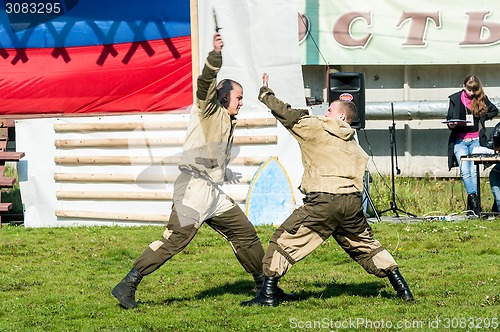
{"left": 134, "top": 173, "right": 265, "bottom": 276}
{"left": 263, "top": 192, "right": 398, "bottom": 278}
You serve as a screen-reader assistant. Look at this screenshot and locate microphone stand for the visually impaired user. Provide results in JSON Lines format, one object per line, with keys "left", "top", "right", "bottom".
{"left": 378, "top": 103, "right": 416, "bottom": 218}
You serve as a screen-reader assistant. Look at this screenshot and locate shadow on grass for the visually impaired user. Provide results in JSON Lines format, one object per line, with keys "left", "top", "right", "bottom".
{"left": 142, "top": 279, "right": 391, "bottom": 306}
{"left": 295, "top": 280, "right": 390, "bottom": 300}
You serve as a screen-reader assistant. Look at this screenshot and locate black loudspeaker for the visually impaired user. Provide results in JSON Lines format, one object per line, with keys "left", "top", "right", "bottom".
{"left": 328, "top": 72, "right": 365, "bottom": 129}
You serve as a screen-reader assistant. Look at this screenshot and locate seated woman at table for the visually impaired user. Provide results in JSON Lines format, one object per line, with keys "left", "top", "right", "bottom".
{"left": 446, "top": 75, "right": 498, "bottom": 216}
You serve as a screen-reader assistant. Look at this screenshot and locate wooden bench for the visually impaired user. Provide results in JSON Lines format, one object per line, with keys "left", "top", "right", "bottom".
{"left": 0, "top": 202, "right": 13, "bottom": 212}
{"left": 0, "top": 151, "right": 25, "bottom": 226}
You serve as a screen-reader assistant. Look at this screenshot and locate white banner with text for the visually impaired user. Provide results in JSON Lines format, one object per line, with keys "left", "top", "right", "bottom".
{"left": 298, "top": 0, "right": 500, "bottom": 65}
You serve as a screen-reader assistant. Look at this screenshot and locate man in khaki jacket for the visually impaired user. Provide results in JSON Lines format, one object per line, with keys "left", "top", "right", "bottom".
{"left": 112, "top": 33, "right": 273, "bottom": 309}
{"left": 241, "top": 73, "right": 414, "bottom": 307}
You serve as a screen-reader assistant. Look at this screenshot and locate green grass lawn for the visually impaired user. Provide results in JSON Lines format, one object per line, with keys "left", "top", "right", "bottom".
{"left": 368, "top": 175, "right": 497, "bottom": 217}
{"left": 1, "top": 221, "right": 499, "bottom": 331}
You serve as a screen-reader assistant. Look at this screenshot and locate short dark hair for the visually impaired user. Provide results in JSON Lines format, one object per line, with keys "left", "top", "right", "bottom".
{"left": 216, "top": 79, "right": 242, "bottom": 104}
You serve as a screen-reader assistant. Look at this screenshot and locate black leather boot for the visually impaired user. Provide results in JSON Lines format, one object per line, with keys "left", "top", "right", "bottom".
{"left": 112, "top": 268, "right": 143, "bottom": 309}
{"left": 241, "top": 276, "right": 279, "bottom": 306}
{"left": 467, "top": 193, "right": 480, "bottom": 217}
{"left": 252, "top": 271, "right": 264, "bottom": 292}
{"left": 387, "top": 269, "right": 414, "bottom": 301}
{"left": 253, "top": 271, "right": 298, "bottom": 302}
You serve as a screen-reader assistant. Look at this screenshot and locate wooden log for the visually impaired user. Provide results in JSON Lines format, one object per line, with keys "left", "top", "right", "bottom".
{"left": 53, "top": 173, "right": 177, "bottom": 183}
{"left": 53, "top": 172, "right": 252, "bottom": 184}
{"left": 54, "top": 122, "right": 189, "bottom": 132}
{"left": 56, "top": 191, "right": 173, "bottom": 200}
{"left": 237, "top": 117, "right": 277, "bottom": 127}
{"left": 53, "top": 118, "right": 277, "bottom": 132}
{"left": 54, "top": 135, "right": 277, "bottom": 148}
{"left": 235, "top": 136, "right": 277, "bottom": 144}
{"left": 56, "top": 190, "right": 247, "bottom": 202}
{"left": 55, "top": 209, "right": 169, "bottom": 222}
{"left": 54, "top": 155, "right": 266, "bottom": 166}
{"left": 54, "top": 156, "right": 177, "bottom": 165}
{"left": 55, "top": 138, "right": 184, "bottom": 148}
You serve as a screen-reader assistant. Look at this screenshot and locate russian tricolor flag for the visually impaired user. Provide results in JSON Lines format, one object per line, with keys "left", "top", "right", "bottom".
{"left": 0, "top": 0, "right": 192, "bottom": 114}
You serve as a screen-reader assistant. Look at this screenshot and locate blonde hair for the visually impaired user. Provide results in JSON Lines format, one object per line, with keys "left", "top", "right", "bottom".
{"left": 332, "top": 100, "right": 358, "bottom": 124}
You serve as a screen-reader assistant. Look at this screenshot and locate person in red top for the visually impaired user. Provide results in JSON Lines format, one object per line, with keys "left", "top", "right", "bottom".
{"left": 446, "top": 75, "right": 498, "bottom": 216}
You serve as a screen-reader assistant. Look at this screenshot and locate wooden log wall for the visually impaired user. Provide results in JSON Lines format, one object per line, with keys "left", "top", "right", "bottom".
{"left": 53, "top": 116, "right": 278, "bottom": 225}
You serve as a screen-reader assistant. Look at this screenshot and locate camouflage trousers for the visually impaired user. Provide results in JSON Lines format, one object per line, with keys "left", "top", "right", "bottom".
{"left": 263, "top": 192, "right": 398, "bottom": 278}
{"left": 134, "top": 173, "right": 264, "bottom": 276}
